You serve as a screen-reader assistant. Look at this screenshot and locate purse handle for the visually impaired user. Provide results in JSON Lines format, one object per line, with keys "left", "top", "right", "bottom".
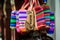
{"left": 33, "top": 0, "right": 40, "bottom": 7}
{"left": 28, "top": 0, "right": 40, "bottom": 10}
{"left": 19, "top": 0, "right": 29, "bottom": 10}
{"left": 18, "top": 0, "right": 40, "bottom": 10}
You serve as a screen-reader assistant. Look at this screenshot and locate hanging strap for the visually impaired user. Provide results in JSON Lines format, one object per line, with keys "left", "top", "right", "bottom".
{"left": 33, "top": 0, "right": 40, "bottom": 7}
{"left": 3, "top": 0, "right": 7, "bottom": 18}
{"left": 19, "top": 0, "right": 29, "bottom": 10}
{"left": 10, "top": 0, "right": 16, "bottom": 10}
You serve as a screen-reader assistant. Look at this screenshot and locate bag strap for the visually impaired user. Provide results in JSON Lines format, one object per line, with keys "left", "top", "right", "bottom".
{"left": 3, "top": 0, "right": 7, "bottom": 18}
{"left": 10, "top": 0, "right": 16, "bottom": 10}
{"left": 33, "top": 0, "right": 41, "bottom": 7}
{"left": 19, "top": 0, "right": 29, "bottom": 10}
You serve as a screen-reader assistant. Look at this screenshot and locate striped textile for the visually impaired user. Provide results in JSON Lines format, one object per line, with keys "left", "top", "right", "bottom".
{"left": 50, "top": 12, "right": 55, "bottom": 27}
{"left": 43, "top": 5, "right": 51, "bottom": 26}
{"left": 16, "top": 10, "right": 27, "bottom": 32}
{"left": 34, "top": 6, "right": 45, "bottom": 29}
{"left": 48, "top": 12, "right": 55, "bottom": 34}
{"left": 43, "top": 5, "right": 55, "bottom": 34}
{"left": 10, "top": 10, "right": 16, "bottom": 29}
